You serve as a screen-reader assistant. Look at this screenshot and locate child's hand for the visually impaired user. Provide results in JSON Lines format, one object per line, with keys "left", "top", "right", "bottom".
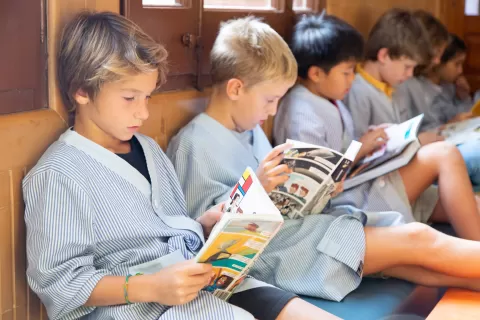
{"left": 357, "top": 128, "right": 388, "bottom": 160}
{"left": 456, "top": 75, "right": 471, "bottom": 100}
{"left": 330, "top": 180, "right": 345, "bottom": 198}
{"left": 144, "top": 260, "right": 213, "bottom": 306}
{"left": 197, "top": 203, "right": 224, "bottom": 237}
{"left": 448, "top": 111, "right": 474, "bottom": 124}
{"left": 418, "top": 131, "right": 445, "bottom": 145}
{"left": 257, "top": 143, "right": 293, "bottom": 193}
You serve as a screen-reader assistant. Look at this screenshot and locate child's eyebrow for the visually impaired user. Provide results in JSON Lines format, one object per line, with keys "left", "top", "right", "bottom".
{"left": 121, "top": 88, "right": 153, "bottom": 95}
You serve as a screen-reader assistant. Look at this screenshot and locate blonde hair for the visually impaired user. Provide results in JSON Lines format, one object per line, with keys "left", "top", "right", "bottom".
{"left": 58, "top": 11, "right": 168, "bottom": 112}
{"left": 210, "top": 16, "right": 297, "bottom": 87}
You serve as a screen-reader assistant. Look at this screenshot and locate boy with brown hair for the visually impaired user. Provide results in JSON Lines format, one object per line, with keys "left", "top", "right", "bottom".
{"left": 393, "top": 11, "right": 480, "bottom": 187}
{"left": 23, "top": 11, "right": 337, "bottom": 320}
{"left": 344, "top": 8, "right": 431, "bottom": 139}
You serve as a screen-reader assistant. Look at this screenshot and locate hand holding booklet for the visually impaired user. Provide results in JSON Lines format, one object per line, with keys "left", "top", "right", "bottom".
{"left": 269, "top": 139, "right": 362, "bottom": 219}
{"left": 440, "top": 117, "right": 480, "bottom": 146}
{"left": 344, "top": 114, "right": 424, "bottom": 190}
{"left": 195, "top": 167, "right": 283, "bottom": 301}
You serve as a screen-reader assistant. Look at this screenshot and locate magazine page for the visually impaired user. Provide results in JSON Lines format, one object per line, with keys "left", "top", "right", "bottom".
{"left": 350, "top": 114, "right": 424, "bottom": 176}
{"left": 269, "top": 140, "right": 361, "bottom": 219}
{"left": 441, "top": 117, "right": 480, "bottom": 145}
{"left": 223, "top": 167, "right": 280, "bottom": 215}
{"left": 196, "top": 167, "right": 283, "bottom": 301}
{"left": 197, "top": 217, "right": 283, "bottom": 301}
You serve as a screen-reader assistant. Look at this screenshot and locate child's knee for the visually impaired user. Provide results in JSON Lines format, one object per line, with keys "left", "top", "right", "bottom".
{"left": 420, "top": 142, "right": 463, "bottom": 167}
{"left": 404, "top": 222, "right": 438, "bottom": 246}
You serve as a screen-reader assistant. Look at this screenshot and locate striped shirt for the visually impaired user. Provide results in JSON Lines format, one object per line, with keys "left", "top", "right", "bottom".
{"left": 23, "top": 129, "right": 255, "bottom": 320}
{"left": 168, "top": 112, "right": 373, "bottom": 301}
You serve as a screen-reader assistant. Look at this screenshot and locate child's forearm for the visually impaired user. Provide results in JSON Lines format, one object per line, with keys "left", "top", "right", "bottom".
{"left": 85, "top": 274, "right": 153, "bottom": 306}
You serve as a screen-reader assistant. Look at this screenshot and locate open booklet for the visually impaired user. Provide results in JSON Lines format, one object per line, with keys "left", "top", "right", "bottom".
{"left": 440, "top": 117, "right": 480, "bottom": 146}
{"left": 344, "top": 114, "right": 424, "bottom": 190}
{"left": 195, "top": 167, "right": 283, "bottom": 301}
{"left": 269, "top": 139, "right": 362, "bottom": 219}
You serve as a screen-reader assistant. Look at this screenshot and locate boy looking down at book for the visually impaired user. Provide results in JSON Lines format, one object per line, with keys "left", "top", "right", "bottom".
{"left": 273, "top": 13, "right": 480, "bottom": 240}
{"left": 391, "top": 11, "right": 480, "bottom": 187}
{"left": 23, "top": 11, "right": 338, "bottom": 320}
{"left": 168, "top": 15, "right": 480, "bottom": 302}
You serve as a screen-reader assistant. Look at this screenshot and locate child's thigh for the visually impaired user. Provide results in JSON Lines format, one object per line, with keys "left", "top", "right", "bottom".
{"left": 159, "top": 291, "right": 254, "bottom": 320}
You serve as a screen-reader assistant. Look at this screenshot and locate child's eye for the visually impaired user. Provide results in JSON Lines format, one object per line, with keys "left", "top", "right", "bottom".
{"left": 124, "top": 97, "right": 135, "bottom": 101}
{"left": 146, "top": 96, "right": 152, "bottom": 101}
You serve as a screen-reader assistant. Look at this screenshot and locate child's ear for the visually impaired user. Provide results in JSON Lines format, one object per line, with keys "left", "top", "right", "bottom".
{"left": 74, "top": 88, "right": 91, "bottom": 105}
{"left": 307, "top": 66, "right": 327, "bottom": 83}
{"left": 225, "top": 78, "right": 244, "bottom": 101}
{"left": 377, "top": 48, "right": 390, "bottom": 64}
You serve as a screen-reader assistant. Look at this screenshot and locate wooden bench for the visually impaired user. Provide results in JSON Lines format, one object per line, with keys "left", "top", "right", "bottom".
{"left": 427, "top": 289, "right": 480, "bottom": 320}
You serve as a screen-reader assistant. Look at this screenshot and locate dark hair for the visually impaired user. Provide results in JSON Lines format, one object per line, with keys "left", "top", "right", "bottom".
{"left": 441, "top": 34, "right": 467, "bottom": 64}
{"left": 365, "top": 8, "right": 430, "bottom": 64}
{"left": 291, "top": 14, "right": 364, "bottom": 78}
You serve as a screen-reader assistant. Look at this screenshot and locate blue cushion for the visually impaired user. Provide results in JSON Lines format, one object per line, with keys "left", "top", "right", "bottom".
{"left": 299, "top": 224, "right": 452, "bottom": 319}
{"left": 300, "top": 278, "right": 416, "bottom": 320}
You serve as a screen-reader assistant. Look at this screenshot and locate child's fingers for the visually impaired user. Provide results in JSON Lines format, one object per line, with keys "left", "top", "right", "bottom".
{"left": 262, "top": 143, "right": 292, "bottom": 163}
{"left": 263, "top": 153, "right": 286, "bottom": 172}
{"left": 266, "top": 164, "right": 290, "bottom": 177}
{"left": 373, "top": 128, "right": 388, "bottom": 141}
{"left": 187, "top": 272, "right": 215, "bottom": 288}
{"left": 268, "top": 175, "right": 290, "bottom": 188}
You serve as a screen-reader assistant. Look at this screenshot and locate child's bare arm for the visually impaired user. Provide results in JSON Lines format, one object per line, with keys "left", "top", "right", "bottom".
{"left": 86, "top": 260, "right": 213, "bottom": 307}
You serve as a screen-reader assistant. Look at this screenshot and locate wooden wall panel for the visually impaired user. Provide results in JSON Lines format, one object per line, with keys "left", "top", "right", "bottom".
{"left": 327, "top": 0, "right": 444, "bottom": 37}
{"left": 0, "top": 2, "right": 120, "bottom": 320}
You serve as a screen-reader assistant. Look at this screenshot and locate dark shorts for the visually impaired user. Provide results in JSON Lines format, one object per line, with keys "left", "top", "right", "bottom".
{"left": 229, "top": 286, "right": 297, "bottom": 320}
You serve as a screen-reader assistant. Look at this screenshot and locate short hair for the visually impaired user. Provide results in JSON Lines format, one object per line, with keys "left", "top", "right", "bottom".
{"left": 365, "top": 8, "right": 430, "bottom": 64}
{"left": 58, "top": 11, "right": 168, "bottom": 112}
{"left": 413, "top": 10, "right": 450, "bottom": 50}
{"left": 290, "top": 183, "right": 299, "bottom": 190}
{"left": 291, "top": 14, "right": 364, "bottom": 78}
{"left": 441, "top": 34, "right": 466, "bottom": 64}
{"left": 210, "top": 16, "right": 297, "bottom": 87}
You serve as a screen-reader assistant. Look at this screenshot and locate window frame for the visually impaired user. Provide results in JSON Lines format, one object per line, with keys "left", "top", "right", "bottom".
{"left": 0, "top": 0, "right": 48, "bottom": 115}
{"left": 126, "top": 0, "right": 322, "bottom": 92}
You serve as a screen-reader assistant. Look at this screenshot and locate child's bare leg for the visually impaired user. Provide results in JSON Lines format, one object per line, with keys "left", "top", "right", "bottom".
{"left": 276, "top": 297, "right": 341, "bottom": 320}
{"left": 383, "top": 266, "right": 480, "bottom": 291}
{"left": 398, "top": 142, "right": 480, "bottom": 241}
{"left": 363, "top": 223, "right": 480, "bottom": 277}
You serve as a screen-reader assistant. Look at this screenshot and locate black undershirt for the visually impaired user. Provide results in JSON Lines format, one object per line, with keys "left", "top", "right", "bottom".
{"left": 116, "top": 136, "right": 151, "bottom": 183}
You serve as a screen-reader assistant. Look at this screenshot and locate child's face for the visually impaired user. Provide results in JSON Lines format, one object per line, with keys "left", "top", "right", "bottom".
{"left": 379, "top": 55, "right": 417, "bottom": 86}
{"left": 437, "top": 53, "right": 466, "bottom": 83}
{"left": 431, "top": 43, "right": 448, "bottom": 67}
{"left": 74, "top": 71, "right": 158, "bottom": 142}
{"left": 311, "top": 61, "right": 356, "bottom": 101}
{"left": 231, "top": 79, "right": 294, "bottom": 131}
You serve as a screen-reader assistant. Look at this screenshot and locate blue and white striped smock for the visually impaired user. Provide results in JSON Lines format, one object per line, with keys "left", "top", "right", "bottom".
{"left": 394, "top": 77, "right": 473, "bottom": 131}
{"left": 23, "top": 129, "right": 257, "bottom": 320}
{"left": 274, "top": 84, "right": 438, "bottom": 224}
{"left": 344, "top": 74, "right": 409, "bottom": 139}
{"left": 167, "top": 113, "right": 372, "bottom": 301}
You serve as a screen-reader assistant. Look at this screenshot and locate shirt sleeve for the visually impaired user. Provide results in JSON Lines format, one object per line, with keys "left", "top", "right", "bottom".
{"left": 169, "top": 148, "right": 233, "bottom": 220}
{"left": 277, "top": 95, "right": 331, "bottom": 148}
{"left": 344, "top": 88, "right": 372, "bottom": 139}
{"left": 23, "top": 170, "right": 109, "bottom": 320}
